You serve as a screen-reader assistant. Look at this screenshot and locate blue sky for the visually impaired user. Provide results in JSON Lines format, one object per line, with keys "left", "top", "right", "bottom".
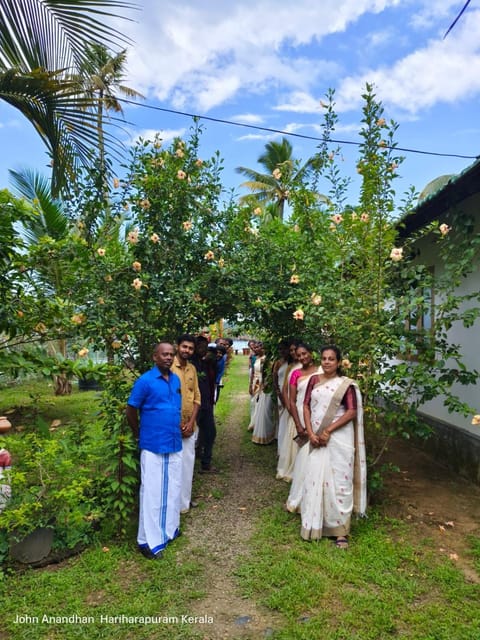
{"left": 1, "top": 0, "right": 479, "bottom": 208}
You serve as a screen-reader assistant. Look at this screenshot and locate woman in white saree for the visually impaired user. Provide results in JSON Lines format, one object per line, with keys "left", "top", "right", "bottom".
{"left": 248, "top": 342, "right": 264, "bottom": 431}
{"left": 300, "top": 345, "right": 367, "bottom": 548}
{"left": 277, "top": 343, "right": 318, "bottom": 482}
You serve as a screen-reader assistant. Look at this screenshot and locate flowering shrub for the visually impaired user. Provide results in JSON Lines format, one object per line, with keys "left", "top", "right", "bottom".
{"left": 220, "top": 85, "right": 480, "bottom": 481}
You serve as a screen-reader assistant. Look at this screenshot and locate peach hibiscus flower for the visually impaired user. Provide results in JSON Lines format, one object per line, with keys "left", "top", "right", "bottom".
{"left": 292, "top": 309, "right": 304, "bottom": 321}
{"left": 127, "top": 229, "right": 139, "bottom": 244}
{"left": 390, "top": 247, "right": 403, "bottom": 262}
{"left": 132, "top": 278, "right": 143, "bottom": 290}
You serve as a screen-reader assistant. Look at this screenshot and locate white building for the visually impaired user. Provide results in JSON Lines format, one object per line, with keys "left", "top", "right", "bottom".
{"left": 397, "top": 161, "right": 480, "bottom": 483}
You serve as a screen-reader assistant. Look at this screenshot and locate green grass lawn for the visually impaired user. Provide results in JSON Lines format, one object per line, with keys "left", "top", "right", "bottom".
{"left": 0, "top": 377, "right": 100, "bottom": 430}
{"left": 0, "top": 360, "right": 479, "bottom": 640}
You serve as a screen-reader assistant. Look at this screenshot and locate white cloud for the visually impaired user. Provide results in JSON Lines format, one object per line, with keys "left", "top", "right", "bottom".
{"left": 409, "top": 0, "right": 462, "bottom": 31}
{"left": 335, "top": 12, "right": 480, "bottom": 116}
{"left": 122, "top": 0, "right": 401, "bottom": 110}
{"left": 128, "top": 127, "right": 186, "bottom": 146}
{"left": 274, "top": 92, "right": 324, "bottom": 114}
{"left": 231, "top": 113, "right": 265, "bottom": 124}
{"left": 236, "top": 132, "right": 276, "bottom": 142}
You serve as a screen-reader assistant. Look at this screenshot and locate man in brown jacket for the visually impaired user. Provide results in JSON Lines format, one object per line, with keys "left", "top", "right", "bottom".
{"left": 172, "top": 334, "right": 201, "bottom": 514}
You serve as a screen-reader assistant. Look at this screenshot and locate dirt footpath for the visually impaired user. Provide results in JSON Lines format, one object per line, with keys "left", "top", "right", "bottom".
{"left": 183, "top": 388, "right": 283, "bottom": 639}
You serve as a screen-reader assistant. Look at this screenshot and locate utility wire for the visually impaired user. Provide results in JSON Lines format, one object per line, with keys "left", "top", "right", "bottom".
{"left": 119, "top": 98, "right": 479, "bottom": 161}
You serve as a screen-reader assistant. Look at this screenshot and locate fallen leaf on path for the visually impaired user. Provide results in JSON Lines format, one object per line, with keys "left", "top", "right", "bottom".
{"left": 449, "top": 553, "right": 459, "bottom": 561}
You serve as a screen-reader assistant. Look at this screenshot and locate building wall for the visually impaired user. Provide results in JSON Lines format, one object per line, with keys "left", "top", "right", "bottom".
{"left": 410, "top": 195, "right": 480, "bottom": 433}
{"left": 404, "top": 195, "right": 480, "bottom": 482}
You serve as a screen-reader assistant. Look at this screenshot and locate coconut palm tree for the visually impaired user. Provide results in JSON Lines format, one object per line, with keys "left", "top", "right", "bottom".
{"left": 236, "top": 138, "right": 320, "bottom": 221}
{"left": 78, "top": 43, "right": 144, "bottom": 193}
{"left": 0, "top": 0, "right": 134, "bottom": 196}
{"left": 9, "top": 167, "right": 74, "bottom": 392}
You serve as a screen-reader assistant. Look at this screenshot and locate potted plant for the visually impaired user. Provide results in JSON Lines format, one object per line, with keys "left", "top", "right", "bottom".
{"left": 74, "top": 358, "right": 108, "bottom": 391}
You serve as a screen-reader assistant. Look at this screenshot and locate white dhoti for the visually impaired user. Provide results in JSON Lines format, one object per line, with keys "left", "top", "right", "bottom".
{"left": 138, "top": 449, "right": 182, "bottom": 554}
{"left": 180, "top": 430, "right": 198, "bottom": 513}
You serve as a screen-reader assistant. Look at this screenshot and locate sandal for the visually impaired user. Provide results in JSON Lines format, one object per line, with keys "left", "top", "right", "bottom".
{"left": 335, "top": 536, "right": 349, "bottom": 549}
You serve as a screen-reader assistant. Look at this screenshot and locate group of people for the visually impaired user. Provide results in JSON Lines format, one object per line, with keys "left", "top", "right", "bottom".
{"left": 126, "top": 334, "right": 230, "bottom": 560}
{"left": 248, "top": 338, "right": 367, "bottom": 549}
{"left": 125, "top": 333, "right": 366, "bottom": 559}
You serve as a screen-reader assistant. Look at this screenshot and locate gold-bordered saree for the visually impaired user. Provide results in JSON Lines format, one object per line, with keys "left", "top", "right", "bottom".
{"left": 300, "top": 375, "right": 367, "bottom": 541}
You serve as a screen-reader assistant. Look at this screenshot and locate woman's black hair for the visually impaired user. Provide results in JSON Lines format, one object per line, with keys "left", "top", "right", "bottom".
{"left": 296, "top": 341, "right": 314, "bottom": 353}
{"left": 320, "top": 344, "right": 342, "bottom": 361}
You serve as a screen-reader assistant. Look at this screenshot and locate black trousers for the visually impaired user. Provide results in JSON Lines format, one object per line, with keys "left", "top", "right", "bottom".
{"left": 196, "top": 407, "right": 216, "bottom": 469}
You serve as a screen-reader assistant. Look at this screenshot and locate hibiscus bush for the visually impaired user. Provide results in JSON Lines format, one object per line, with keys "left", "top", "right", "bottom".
{"left": 220, "top": 85, "right": 480, "bottom": 482}
{"left": 1, "top": 124, "right": 235, "bottom": 535}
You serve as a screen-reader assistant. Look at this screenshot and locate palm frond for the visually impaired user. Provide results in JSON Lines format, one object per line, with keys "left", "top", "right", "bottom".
{"left": 0, "top": 68, "right": 122, "bottom": 194}
{"left": 0, "top": 0, "right": 136, "bottom": 72}
{"left": 9, "top": 167, "right": 68, "bottom": 242}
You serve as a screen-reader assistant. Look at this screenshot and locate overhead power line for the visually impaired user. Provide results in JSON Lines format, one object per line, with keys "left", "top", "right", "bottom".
{"left": 119, "top": 98, "right": 479, "bottom": 161}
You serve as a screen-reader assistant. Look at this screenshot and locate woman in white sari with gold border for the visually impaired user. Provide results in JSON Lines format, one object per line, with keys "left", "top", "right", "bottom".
{"left": 300, "top": 345, "right": 367, "bottom": 548}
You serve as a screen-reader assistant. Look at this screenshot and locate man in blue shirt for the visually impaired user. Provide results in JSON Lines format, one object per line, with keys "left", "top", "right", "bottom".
{"left": 126, "top": 342, "right": 182, "bottom": 559}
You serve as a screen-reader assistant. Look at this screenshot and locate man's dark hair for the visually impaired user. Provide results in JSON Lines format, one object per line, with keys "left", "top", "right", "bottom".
{"left": 177, "top": 333, "right": 197, "bottom": 346}
{"left": 196, "top": 335, "right": 209, "bottom": 345}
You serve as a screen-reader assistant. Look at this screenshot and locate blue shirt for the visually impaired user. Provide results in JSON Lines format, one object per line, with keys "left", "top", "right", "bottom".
{"left": 215, "top": 354, "right": 226, "bottom": 384}
{"left": 127, "top": 366, "right": 182, "bottom": 454}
